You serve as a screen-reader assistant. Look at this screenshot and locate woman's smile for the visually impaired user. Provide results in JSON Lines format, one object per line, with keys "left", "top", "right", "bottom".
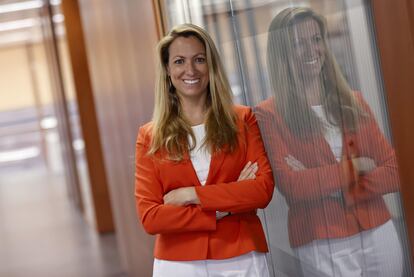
{"left": 183, "top": 78, "right": 201, "bottom": 85}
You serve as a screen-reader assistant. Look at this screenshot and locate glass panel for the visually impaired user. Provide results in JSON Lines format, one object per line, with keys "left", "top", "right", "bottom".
{"left": 158, "top": 0, "right": 412, "bottom": 276}
{"left": 0, "top": 4, "right": 62, "bottom": 174}
{"left": 38, "top": 1, "right": 84, "bottom": 210}
{"left": 49, "top": 1, "right": 94, "bottom": 223}
{"left": 0, "top": 0, "right": 87, "bottom": 212}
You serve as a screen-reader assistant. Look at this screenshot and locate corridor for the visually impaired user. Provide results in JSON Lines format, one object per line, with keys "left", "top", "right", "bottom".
{"left": 0, "top": 166, "right": 124, "bottom": 276}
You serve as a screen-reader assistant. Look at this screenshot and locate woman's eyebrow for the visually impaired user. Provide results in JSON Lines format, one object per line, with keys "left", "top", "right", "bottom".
{"left": 171, "top": 52, "right": 206, "bottom": 59}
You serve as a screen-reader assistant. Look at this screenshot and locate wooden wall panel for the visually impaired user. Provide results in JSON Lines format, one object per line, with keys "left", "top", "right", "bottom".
{"left": 74, "top": 0, "right": 159, "bottom": 275}
{"left": 371, "top": 0, "right": 414, "bottom": 260}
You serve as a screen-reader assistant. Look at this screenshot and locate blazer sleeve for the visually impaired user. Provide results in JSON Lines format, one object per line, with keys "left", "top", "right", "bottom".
{"left": 194, "top": 107, "right": 275, "bottom": 213}
{"left": 254, "top": 103, "right": 350, "bottom": 206}
{"left": 255, "top": 96, "right": 400, "bottom": 207}
{"left": 346, "top": 94, "right": 400, "bottom": 203}
{"left": 135, "top": 126, "right": 216, "bottom": 235}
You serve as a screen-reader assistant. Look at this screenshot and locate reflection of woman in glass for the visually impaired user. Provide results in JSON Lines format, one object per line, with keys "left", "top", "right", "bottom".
{"left": 135, "top": 24, "right": 274, "bottom": 277}
{"left": 255, "top": 7, "right": 403, "bottom": 277}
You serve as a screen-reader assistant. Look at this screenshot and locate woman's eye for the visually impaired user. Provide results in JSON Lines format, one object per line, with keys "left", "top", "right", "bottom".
{"left": 174, "top": 59, "right": 184, "bottom": 64}
{"left": 195, "top": 57, "right": 206, "bottom": 63}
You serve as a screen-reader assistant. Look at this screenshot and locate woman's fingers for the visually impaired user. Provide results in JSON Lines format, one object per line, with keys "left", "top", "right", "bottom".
{"left": 245, "top": 162, "right": 258, "bottom": 179}
{"left": 289, "top": 156, "right": 305, "bottom": 169}
{"left": 352, "top": 157, "right": 377, "bottom": 175}
{"left": 285, "top": 155, "right": 306, "bottom": 170}
{"left": 238, "top": 161, "right": 252, "bottom": 180}
{"left": 242, "top": 161, "right": 252, "bottom": 171}
{"left": 238, "top": 161, "right": 258, "bottom": 181}
{"left": 163, "top": 187, "right": 199, "bottom": 206}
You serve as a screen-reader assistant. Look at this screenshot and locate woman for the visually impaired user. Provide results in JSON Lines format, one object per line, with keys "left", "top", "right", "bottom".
{"left": 135, "top": 23, "right": 274, "bottom": 277}
{"left": 255, "top": 7, "right": 403, "bottom": 277}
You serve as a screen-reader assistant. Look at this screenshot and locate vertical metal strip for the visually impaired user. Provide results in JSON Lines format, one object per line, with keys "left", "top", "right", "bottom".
{"left": 227, "top": 0, "right": 250, "bottom": 105}
{"left": 244, "top": 0, "right": 269, "bottom": 101}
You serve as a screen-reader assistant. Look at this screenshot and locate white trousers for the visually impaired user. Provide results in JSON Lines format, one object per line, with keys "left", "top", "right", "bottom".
{"left": 152, "top": 251, "right": 270, "bottom": 277}
{"left": 294, "top": 220, "right": 403, "bottom": 277}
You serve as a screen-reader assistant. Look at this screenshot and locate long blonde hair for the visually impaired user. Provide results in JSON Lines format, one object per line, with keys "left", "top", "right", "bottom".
{"left": 267, "top": 7, "right": 366, "bottom": 138}
{"left": 149, "top": 23, "right": 238, "bottom": 160}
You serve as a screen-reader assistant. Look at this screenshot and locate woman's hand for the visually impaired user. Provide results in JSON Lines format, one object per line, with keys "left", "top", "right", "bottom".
{"left": 341, "top": 156, "right": 377, "bottom": 185}
{"left": 285, "top": 154, "right": 306, "bottom": 171}
{"left": 238, "top": 161, "right": 259, "bottom": 181}
{"left": 214, "top": 161, "right": 259, "bottom": 220}
{"left": 352, "top": 157, "right": 377, "bottom": 175}
{"left": 163, "top": 187, "right": 200, "bottom": 206}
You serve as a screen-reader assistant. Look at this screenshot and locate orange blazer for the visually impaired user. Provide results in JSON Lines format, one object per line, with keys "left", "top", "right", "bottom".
{"left": 135, "top": 105, "right": 274, "bottom": 260}
{"left": 255, "top": 93, "right": 400, "bottom": 248}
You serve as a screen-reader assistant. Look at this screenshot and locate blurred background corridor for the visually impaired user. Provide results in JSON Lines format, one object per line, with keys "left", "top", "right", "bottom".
{"left": 0, "top": 0, "right": 413, "bottom": 276}
{"left": 0, "top": 0, "right": 122, "bottom": 276}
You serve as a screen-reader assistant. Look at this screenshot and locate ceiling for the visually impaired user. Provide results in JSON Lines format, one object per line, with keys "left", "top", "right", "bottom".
{"left": 0, "top": 0, "right": 63, "bottom": 48}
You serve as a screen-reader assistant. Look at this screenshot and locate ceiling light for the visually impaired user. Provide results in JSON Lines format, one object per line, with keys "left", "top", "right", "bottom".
{"left": 0, "top": 1, "right": 43, "bottom": 14}
{"left": 0, "top": 0, "right": 61, "bottom": 15}
{"left": 0, "top": 18, "right": 38, "bottom": 32}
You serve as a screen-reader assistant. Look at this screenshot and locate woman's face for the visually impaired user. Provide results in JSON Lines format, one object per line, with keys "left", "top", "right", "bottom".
{"left": 167, "top": 36, "right": 210, "bottom": 102}
{"left": 290, "top": 18, "right": 325, "bottom": 81}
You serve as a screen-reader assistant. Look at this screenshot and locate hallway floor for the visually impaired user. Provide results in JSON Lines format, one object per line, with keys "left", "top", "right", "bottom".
{"left": 0, "top": 166, "right": 125, "bottom": 277}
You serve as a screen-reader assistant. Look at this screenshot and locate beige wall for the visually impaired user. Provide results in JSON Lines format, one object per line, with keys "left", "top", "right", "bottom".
{"left": 0, "top": 46, "right": 34, "bottom": 111}
{"left": 0, "top": 40, "right": 75, "bottom": 112}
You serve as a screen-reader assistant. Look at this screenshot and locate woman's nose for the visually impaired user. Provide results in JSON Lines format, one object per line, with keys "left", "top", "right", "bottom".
{"left": 184, "top": 61, "right": 196, "bottom": 74}
{"left": 304, "top": 41, "right": 318, "bottom": 55}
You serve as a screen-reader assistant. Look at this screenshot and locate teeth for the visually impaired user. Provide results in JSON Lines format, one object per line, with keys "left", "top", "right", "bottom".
{"left": 184, "top": 79, "right": 200, "bottom": 84}
{"left": 304, "top": 58, "right": 318, "bottom": 65}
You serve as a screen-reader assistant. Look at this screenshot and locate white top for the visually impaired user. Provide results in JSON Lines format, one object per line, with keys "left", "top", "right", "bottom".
{"left": 312, "top": 105, "right": 344, "bottom": 200}
{"left": 189, "top": 125, "right": 227, "bottom": 219}
{"left": 311, "top": 105, "right": 343, "bottom": 161}
{"left": 188, "top": 124, "right": 211, "bottom": 185}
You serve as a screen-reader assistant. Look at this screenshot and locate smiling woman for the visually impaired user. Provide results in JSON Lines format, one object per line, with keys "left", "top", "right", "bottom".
{"left": 166, "top": 36, "right": 210, "bottom": 110}
{"left": 255, "top": 7, "right": 404, "bottom": 277}
{"left": 134, "top": 23, "right": 274, "bottom": 277}
{"left": 290, "top": 18, "right": 325, "bottom": 92}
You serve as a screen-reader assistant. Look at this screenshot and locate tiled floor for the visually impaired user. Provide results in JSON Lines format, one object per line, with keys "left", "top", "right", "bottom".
{"left": 0, "top": 166, "right": 125, "bottom": 277}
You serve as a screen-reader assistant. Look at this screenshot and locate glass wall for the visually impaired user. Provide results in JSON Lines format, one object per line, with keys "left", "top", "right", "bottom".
{"left": 157, "top": 0, "right": 411, "bottom": 276}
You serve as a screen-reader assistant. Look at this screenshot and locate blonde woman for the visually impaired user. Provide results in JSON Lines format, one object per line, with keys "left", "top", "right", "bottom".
{"left": 135, "top": 23, "right": 274, "bottom": 277}
{"left": 256, "top": 7, "right": 403, "bottom": 277}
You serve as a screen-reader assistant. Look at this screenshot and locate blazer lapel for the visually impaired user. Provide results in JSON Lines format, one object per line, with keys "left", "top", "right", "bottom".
{"left": 204, "top": 149, "right": 225, "bottom": 185}
{"left": 182, "top": 151, "right": 204, "bottom": 187}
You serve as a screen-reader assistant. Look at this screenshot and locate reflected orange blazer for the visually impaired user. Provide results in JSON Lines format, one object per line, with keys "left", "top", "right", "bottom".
{"left": 255, "top": 93, "right": 400, "bottom": 248}
{"left": 135, "top": 105, "right": 274, "bottom": 260}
